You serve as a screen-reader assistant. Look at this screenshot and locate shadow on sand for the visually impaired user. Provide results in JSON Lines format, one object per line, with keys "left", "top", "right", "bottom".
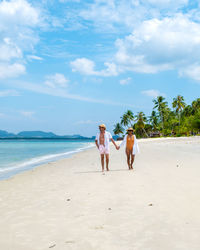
{"left": 75, "top": 169, "right": 129, "bottom": 174}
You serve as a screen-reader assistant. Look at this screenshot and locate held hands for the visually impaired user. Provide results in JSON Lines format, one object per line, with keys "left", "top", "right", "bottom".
{"left": 115, "top": 145, "right": 120, "bottom": 150}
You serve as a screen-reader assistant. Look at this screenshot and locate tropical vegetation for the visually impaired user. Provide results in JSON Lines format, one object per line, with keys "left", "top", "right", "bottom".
{"left": 113, "top": 96, "right": 200, "bottom": 138}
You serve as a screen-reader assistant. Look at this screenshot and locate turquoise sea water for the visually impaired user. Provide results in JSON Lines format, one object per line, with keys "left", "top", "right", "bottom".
{"left": 0, "top": 139, "right": 94, "bottom": 180}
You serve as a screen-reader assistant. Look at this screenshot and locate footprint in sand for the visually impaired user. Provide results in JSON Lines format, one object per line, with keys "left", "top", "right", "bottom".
{"left": 66, "top": 241, "right": 75, "bottom": 244}
{"left": 95, "top": 225, "right": 104, "bottom": 230}
{"left": 49, "top": 244, "right": 56, "bottom": 248}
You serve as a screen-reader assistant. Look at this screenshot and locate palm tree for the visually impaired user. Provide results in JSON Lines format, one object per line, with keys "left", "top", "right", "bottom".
{"left": 120, "top": 110, "right": 134, "bottom": 128}
{"left": 149, "top": 110, "right": 159, "bottom": 131}
{"left": 153, "top": 96, "right": 168, "bottom": 129}
{"left": 113, "top": 123, "right": 124, "bottom": 136}
{"left": 126, "top": 110, "right": 134, "bottom": 126}
{"left": 120, "top": 113, "right": 129, "bottom": 128}
{"left": 172, "top": 95, "right": 186, "bottom": 126}
{"left": 192, "top": 98, "right": 200, "bottom": 113}
{"left": 135, "top": 112, "right": 148, "bottom": 137}
{"left": 182, "top": 105, "right": 193, "bottom": 117}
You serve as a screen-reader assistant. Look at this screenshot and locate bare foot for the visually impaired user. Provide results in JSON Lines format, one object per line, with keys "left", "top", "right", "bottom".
{"left": 106, "top": 168, "right": 109, "bottom": 171}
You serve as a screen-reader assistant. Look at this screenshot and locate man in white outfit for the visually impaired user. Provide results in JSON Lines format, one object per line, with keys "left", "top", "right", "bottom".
{"left": 95, "top": 124, "right": 118, "bottom": 172}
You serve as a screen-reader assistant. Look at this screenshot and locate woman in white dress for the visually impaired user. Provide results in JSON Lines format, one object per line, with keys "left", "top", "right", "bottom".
{"left": 118, "top": 128, "right": 139, "bottom": 170}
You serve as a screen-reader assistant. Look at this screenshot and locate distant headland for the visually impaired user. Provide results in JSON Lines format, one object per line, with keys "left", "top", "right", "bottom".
{"left": 0, "top": 130, "right": 95, "bottom": 140}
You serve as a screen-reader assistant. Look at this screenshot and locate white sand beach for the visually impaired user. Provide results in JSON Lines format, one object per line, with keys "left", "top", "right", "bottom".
{"left": 0, "top": 136, "right": 200, "bottom": 250}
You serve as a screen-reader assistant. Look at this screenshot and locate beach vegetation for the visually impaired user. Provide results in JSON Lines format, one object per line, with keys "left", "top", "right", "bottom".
{"left": 114, "top": 96, "right": 200, "bottom": 138}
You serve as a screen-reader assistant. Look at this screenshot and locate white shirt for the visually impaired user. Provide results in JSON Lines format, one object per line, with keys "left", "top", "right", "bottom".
{"left": 119, "top": 134, "right": 140, "bottom": 155}
{"left": 95, "top": 131, "right": 112, "bottom": 150}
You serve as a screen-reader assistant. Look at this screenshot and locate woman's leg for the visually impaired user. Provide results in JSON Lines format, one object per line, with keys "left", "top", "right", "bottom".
{"left": 130, "top": 154, "right": 135, "bottom": 169}
{"left": 126, "top": 148, "right": 131, "bottom": 169}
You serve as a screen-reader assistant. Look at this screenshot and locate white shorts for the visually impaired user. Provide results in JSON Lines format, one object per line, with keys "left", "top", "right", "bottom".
{"left": 99, "top": 145, "right": 109, "bottom": 155}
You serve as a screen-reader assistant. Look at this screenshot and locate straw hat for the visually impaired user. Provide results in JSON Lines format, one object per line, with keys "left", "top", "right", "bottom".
{"left": 99, "top": 124, "right": 106, "bottom": 129}
{"left": 127, "top": 127, "right": 134, "bottom": 131}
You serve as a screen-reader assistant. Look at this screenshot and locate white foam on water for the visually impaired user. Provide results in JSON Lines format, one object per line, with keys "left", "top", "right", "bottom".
{"left": 0, "top": 142, "right": 94, "bottom": 178}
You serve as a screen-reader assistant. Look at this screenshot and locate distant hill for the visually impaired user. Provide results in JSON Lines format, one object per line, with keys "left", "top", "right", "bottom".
{"left": 17, "top": 131, "right": 57, "bottom": 138}
{"left": 0, "top": 130, "right": 92, "bottom": 139}
{"left": 0, "top": 130, "right": 119, "bottom": 139}
{"left": 0, "top": 130, "right": 16, "bottom": 138}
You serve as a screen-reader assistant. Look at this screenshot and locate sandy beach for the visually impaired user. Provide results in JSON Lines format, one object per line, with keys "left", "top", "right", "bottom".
{"left": 0, "top": 136, "right": 200, "bottom": 250}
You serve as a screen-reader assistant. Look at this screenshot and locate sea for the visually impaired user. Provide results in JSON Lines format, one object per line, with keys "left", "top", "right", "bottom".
{"left": 0, "top": 139, "right": 94, "bottom": 180}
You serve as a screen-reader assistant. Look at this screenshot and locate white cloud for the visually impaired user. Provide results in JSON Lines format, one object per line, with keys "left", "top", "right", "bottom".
{"left": 71, "top": 10, "right": 200, "bottom": 82}
{"left": 114, "top": 14, "right": 200, "bottom": 75}
{"left": 27, "top": 55, "right": 43, "bottom": 61}
{"left": 143, "top": 0, "right": 188, "bottom": 9}
{"left": 119, "top": 77, "right": 131, "bottom": 85}
{"left": 0, "top": 63, "right": 25, "bottom": 79}
{"left": 179, "top": 64, "right": 200, "bottom": 82}
{"left": 141, "top": 89, "right": 165, "bottom": 98}
{"left": 0, "top": 38, "right": 22, "bottom": 61}
{"left": 45, "top": 73, "right": 68, "bottom": 88}
{"left": 9, "top": 80, "right": 134, "bottom": 107}
{"left": 79, "top": 0, "right": 145, "bottom": 32}
{"left": 0, "top": 0, "right": 40, "bottom": 28}
{"left": 0, "top": 89, "right": 20, "bottom": 97}
{"left": 59, "top": 0, "right": 80, "bottom": 2}
{"left": 0, "top": 0, "right": 42, "bottom": 79}
{"left": 75, "top": 120, "right": 95, "bottom": 125}
{"left": 79, "top": 0, "right": 189, "bottom": 33}
{"left": 74, "top": 1, "right": 200, "bottom": 82}
{"left": 70, "top": 58, "right": 118, "bottom": 76}
{"left": 20, "top": 110, "right": 35, "bottom": 118}
{"left": 71, "top": 58, "right": 96, "bottom": 75}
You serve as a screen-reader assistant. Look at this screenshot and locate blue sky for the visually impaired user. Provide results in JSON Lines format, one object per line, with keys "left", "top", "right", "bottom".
{"left": 0, "top": 0, "right": 200, "bottom": 136}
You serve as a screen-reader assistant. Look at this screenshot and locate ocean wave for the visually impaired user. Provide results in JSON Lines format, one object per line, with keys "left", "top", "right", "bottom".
{"left": 0, "top": 142, "right": 94, "bottom": 174}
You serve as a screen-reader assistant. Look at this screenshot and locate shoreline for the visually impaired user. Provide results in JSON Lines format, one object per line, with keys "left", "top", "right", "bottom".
{"left": 0, "top": 142, "right": 95, "bottom": 181}
{"left": 0, "top": 135, "right": 199, "bottom": 182}
{"left": 0, "top": 136, "right": 199, "bottom": 249}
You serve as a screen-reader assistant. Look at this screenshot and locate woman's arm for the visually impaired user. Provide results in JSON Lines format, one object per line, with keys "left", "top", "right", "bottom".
{"left": 119, "top": 135, "right": 127, "bottom": 149}
{"left": 133, "top": 135, "right": 140, "bottom": 154}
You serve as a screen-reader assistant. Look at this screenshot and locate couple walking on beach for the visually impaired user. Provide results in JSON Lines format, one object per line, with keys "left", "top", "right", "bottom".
{"left": 95, "top": 124, "right": 139, "bottom": 172}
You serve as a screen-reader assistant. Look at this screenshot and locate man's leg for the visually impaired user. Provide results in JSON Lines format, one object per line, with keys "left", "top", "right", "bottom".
{"left": 105, "top": 154, "right": 109, "bottom": 171}
{"left": 101, "top": 154, "right": 104, "bottom": 172}
{"left": 130, "top": 154, "right": 135, "bottom": 169}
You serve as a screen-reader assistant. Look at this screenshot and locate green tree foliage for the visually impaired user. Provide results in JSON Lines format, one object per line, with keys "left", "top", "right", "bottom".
{"left": 153, "top": 96, "right": 169, "bottom": 129}
{"left": 172, "top": 95, "right": 186, "bottom": 127}
{"left": 114, "top": 96, "right": 200, "bottom": 138}
{"left": 113, "top": 123, "right": 124, "bottom": 136}
{"left": 120, "top": 110, "right": 134, "bottom": 128}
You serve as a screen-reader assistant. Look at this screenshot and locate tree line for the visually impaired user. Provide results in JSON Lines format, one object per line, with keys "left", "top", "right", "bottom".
{"left": 113, "top": 95, "right": 200, "bottom": 138}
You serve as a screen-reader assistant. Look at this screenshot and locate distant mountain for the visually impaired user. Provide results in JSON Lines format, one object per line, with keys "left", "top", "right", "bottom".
{"left": 17, "top": 131, "right": 57, "bottom": 138}
{"left": 0, "top": 130, "right": 92, "bottom": 139}
{"left": 0, "top": 130, "right": 16, "bottom": 138}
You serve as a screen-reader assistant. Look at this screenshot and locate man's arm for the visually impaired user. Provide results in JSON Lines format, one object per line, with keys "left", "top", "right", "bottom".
{"left": 110, "top": 138, "right": 118, "bottom": 149}
{"left": 95, "top": 139, "right": 99, "bottom": 149}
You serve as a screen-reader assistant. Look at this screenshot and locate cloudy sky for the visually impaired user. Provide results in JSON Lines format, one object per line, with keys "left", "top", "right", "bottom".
{"left": 1, "top": 0, "right": 200, "bottom": 136}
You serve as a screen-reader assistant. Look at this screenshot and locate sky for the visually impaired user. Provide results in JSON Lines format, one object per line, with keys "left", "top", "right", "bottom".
{"left": 0, "top": 0, "right": 200, "bottom": 137}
